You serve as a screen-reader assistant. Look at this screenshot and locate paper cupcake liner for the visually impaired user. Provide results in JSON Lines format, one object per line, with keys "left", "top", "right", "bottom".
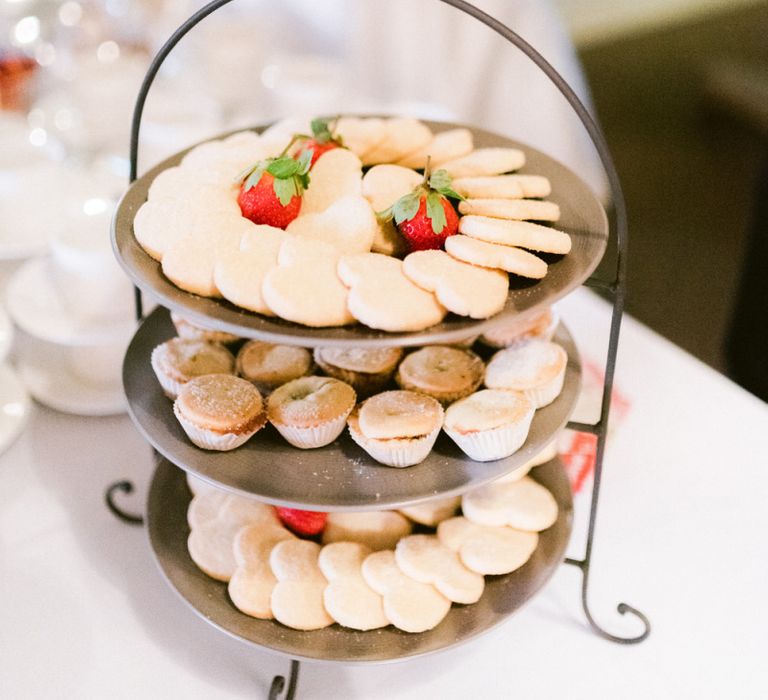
{"left": 443, "top": 410, "right": 534, "bottom": 462}
{"left": 151, "top": 347, "right": 186, "bottom": 400}
{"left": 523, "top": 364, "right": 566, "bottom": 409}
{"left": 271, "top": 409, "right": 351, "bottom": 449}
{"left": 314, "top": 357, "right": 395, "bottom": 398}
{"left": 173, "top": 401, "right": 265, "bottom": 451}
{"left": 348, "top": 422, "right": 441, "bottom": 468}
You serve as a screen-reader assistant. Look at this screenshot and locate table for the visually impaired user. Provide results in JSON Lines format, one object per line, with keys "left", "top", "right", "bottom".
{"left": 1, "top": 289, "right": 766, "bottom": 700}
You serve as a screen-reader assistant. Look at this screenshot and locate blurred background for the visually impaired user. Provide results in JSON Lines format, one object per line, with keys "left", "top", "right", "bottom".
{"left": 0, "top": 0, "right": 766, "bottom": 425}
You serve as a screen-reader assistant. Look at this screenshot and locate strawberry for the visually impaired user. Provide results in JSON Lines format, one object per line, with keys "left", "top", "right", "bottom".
{"left": 275, "top": 507, "right": 328, "bottom": 537}
{"left": 236, "top": 149, "right": 312, "bottom": 229}
{"left": 293, "top": 117, "right": 344, "bottom": 167}
{"left": 379, "top": 160, "right": 463, "bottom": 253}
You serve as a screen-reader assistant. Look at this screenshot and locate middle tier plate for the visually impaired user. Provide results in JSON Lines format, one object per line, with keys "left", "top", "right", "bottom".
{"left": 124, "top": 306, "right": 581, "bottom": 510}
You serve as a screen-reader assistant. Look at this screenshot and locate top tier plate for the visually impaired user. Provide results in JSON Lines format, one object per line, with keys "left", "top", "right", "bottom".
{"left": 112, "top": 120, "right": 607, "bottom": 348}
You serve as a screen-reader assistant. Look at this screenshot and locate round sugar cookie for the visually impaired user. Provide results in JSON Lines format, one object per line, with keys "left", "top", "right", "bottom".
{"left": 334, "top": 117, "right": 387, "bottom": 158}
{"left": 452, "top": 174, "right": 552, "bottom": 199}
{"left": 459, "top": 215, "right": 571, "bottom": 254}
{"left": 394, "top": 534, "right": 484, "bottom": 604}
{"left": 286, "top": 195, "right": 376, "bottom": 253}
{"left": 361, "top": 118, "right": 433, "bottom": 166}
{"left": 270, "top": 540, "right": 332, "bottom": 631}
{"left": 322, "top": 511, "right": 412, "bottom": 551}
{"left": 436, "top": 516, "right": 539, "bottom": 575}
{"left": 440, "top": 147, "right": 526, "bottom": 179}
{"left": 458, "top": 198, "right": 561, "bottom": 223}
{"left": 396, "top": 128, "right": 474, "bottom": 169}
{"left": 361, "top": 164, "right": 423, "bottom": 212}
{"left": 362, "top": 550, "right": 451, "bottom": 633}
{"left": 300, "top": 148, "right": 363, "bottom": 215}
{"left": 148, "top": 165, "right": 239, "bottom": 204}
{"left": 338, "top": 253, "right": 446, "bottom": 332}
{"left": 402, "top": 249, "right": 509, "bottom": 319}
{"left": 461, "top": 475, "right": 558, "bottom": 531}
{"left": 319, "top": 542, "right": 388, "bottom": 631}
{"left": 399, "top": 495, "right": 461, "bottom": 527}
{"left": 445, "top": 235, "right": 547, "bottom": 279}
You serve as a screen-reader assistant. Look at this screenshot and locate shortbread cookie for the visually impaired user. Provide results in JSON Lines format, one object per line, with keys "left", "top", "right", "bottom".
{"left": 362, "top": 550, "right": 451, "bottom": 633}
{"left": 162, "top": 217, "right": 257, "bottom": 297}
{"left": 402, "top": 249, "right": 509, "bottom": 319}
{"left": 484, "top": 340, "right": 568, "bottom": 408}
{"left": 334, "top": 117, "right": 387, "bottom": 157}
{"left": 187, "top": 491, "right": 279, "bottom": 581}
{"left": 440, "top": 148, "right": 525, "bottom": 179}
{"left": 322, "top": 511, "right": 412, "bottom": 551}
{"left": 399, "top": 496, "right": 461, "bottom": 527}
{"left": 443, "top": 389, "right": 535, "bottom": 462}
{"left": 181, "top": 134, "right": 270, "bottom": 181}
{"left": 445, "top": 235, "right": 547, "bottom": 279}
{"left": 459, "top": 198, "right": 561, "bottom": 223}
{"left": 338, "top": 253, "right": 446, "bottom": 332}
{"left": 452, "top": 174, "right": 551, "bottom": 200}
{"left": 436, "top": 516, "right": 539, "bottom": 575}
{"left": 361, "top": 163, "right": 421, "bottom": 252}
{"left": 459, "top": 216, "right": 571, "bottom": 254}
{"left": 362, "top": 118, "right": 433, "bottom": 166}
{"left": 461, "top": 476, "right": 558, "bottom": 531}
{"left": 395, "top": 534, "right": 484, "bottom": 604}
{"left": 396, "top": 128, "right": 474, "bottom": 169}
{"left": 213, "top": 228, "right": 287, "bottom": 315}
{"left": 228, "top": 521, "right": 295, "bottom": 619}
{"left": 319, "top": 542, "right": 388, "bottom": 631}
{"left": 270, "top": 539, "right": 333, "bottom": 630}
{"left": 301, "top": 148, "right": 363, "bottom": 215}
{"left": 148, "top": 165, "right": 238, "bottom": 204}
{"left": 262, "top": 238, "right": 355, "bottom": 327}
{"left": 258, "top": 117, "right": 310, "bottom": 156}
{"left": 286, "top": 195, "right": 377, "bottom": 252}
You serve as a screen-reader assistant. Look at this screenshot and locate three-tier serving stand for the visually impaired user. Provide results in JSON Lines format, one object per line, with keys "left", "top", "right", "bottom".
{"left": 106, "top": 2, "right": 650, "bottom": 698}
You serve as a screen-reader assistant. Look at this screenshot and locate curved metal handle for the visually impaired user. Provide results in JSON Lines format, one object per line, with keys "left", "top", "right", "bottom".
{"left": 128, "top": 1, "right": 626, "bottom": 279}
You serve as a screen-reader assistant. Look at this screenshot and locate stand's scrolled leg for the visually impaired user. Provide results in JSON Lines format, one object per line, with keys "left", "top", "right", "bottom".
{"left": 269, "top": 660, "right": 300, "bottom": 700}
{"left": 105, "top": 480, "right": 144, "bottom": 525}
{"left": 565, "top": 558, "right": 650, "bottom": 644}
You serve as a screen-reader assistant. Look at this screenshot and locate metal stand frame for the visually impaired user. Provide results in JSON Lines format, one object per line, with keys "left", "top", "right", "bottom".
{"left": 106, "top": 0, "right": 650, "bottom": 695}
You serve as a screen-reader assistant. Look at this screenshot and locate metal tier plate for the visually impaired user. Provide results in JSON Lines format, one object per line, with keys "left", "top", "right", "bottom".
{"left": 124, "top": 306, "right": 581, "bottom": 510}
{"left": 147, "top": 457, "right": 573, "bottom": 664}
{"left": 112, "top": 121, "right": 607, "bottom": 348}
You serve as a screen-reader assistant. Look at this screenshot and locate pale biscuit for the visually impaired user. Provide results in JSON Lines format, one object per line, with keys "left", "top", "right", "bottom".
{"left": 262, "top": 237, "right": 355, "bottom": 327}
{"left": 228, "top": 521, "right": 295, "bottom": 619}
{"left": 186, "top": 492, "right": 279, "bottom": 582}
{"left": 394, "top": 534, "right": 484, "bottom": 604}
{"left": 258, "top": 117, "right": 310, "bottom": 156}
{"left": 459, "top": 215, "right": 571, "bottom": 254}
{"left": 361, "top": 164, "right": 422, "bottom": 212}
{"left": 338, "top": 253, "right": 446, "bottom": 332}
{"left": 402, "top": 249, "right": 509, "bottom": 319}
{"left": 361, "top": 118, "right": 433, "bottom": 166}
{"left": 459, "top": 198, "right": 561, "bottom": 223}
{"left": 322, "top": 511, "right": 412, "bottom": 551}
{"left": 453, "top": 174, "right": 553, "bottom": 200}
{"left": 440, "top": 148, "right": 526, "bottom": 179}
{"left": 334, "top": 117, "right": 387, "bottom": 157}
{"left": 436, "top": 516, "right": 539, "bottom": 576}
{"left": 286, "top": 195, "right": 377, "bottom": 253}
{"left": 148, "top": 165, "right": 238, "bottom": 203}
{"left": 270, "top": 539, "right": 333, "bottom": 630}
{"left": 399, "top": 496, "right": 461, "bottom": 527}
{"left": 301, "top": 148, "right": 363, "bottom": 215}
{"left": 445, "top": 235, "right": 547, "bottom": 279}
{"left": 162, "top": 219, "right": 255, "bottom": 297}
{"left": 213, "top": 227, "right": 288, "bottom": 315}
{"left": 133, "top": 199, "right": 238, "bottom": 261}
{"left": 461, "top": 476, "right": 558, "bottom": 531}
{"left": 181, "top": 135, "right": 271, "bottom": 181}
{"left": 319, "top": 542, "right": 388, "bottom": 631}
{"left": 361, "top": 550, "right": 451, "bottom": 633}
{"left": 396, "top": 128, "right": 474, "bottom": 169}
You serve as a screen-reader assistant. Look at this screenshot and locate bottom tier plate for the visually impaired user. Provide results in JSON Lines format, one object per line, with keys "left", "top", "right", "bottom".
{"left": 146, "top": 457, "right": 573, "bottom": 664}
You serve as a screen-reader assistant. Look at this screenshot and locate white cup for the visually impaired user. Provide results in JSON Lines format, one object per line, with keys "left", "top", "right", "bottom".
{"left": 48, "top": 198, "right": 133, "bottom": 323}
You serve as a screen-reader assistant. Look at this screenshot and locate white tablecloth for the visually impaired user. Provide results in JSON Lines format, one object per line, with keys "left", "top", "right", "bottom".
{"left": 1, "top": 289, "right": 766, "bottom": 699}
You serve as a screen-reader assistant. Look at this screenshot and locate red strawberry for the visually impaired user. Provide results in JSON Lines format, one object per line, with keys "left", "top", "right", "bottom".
{"left": 293, "top": 117, "right": 344, "bottom": 167}
{"left": 275, "top": 507, "right": 328, "bottom": 536}
{"left": 379, "top": 160, "right": 463, "bottom": 253}
{"left": 237, "top": 150, "right": 312, "bottom": 229}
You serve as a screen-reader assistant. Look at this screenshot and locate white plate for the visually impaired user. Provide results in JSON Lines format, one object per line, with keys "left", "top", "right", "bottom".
{"left": 6, "top": 258, "right": 136, "bottom": 346}
{"left": 16, "top": 353, "right": 126, "bottom": 417}
{"left": 0, "top": 306, "right": 12, "bottom": 364}
{"left": 0, "top": 363, "right": 31, "bottom": 456}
